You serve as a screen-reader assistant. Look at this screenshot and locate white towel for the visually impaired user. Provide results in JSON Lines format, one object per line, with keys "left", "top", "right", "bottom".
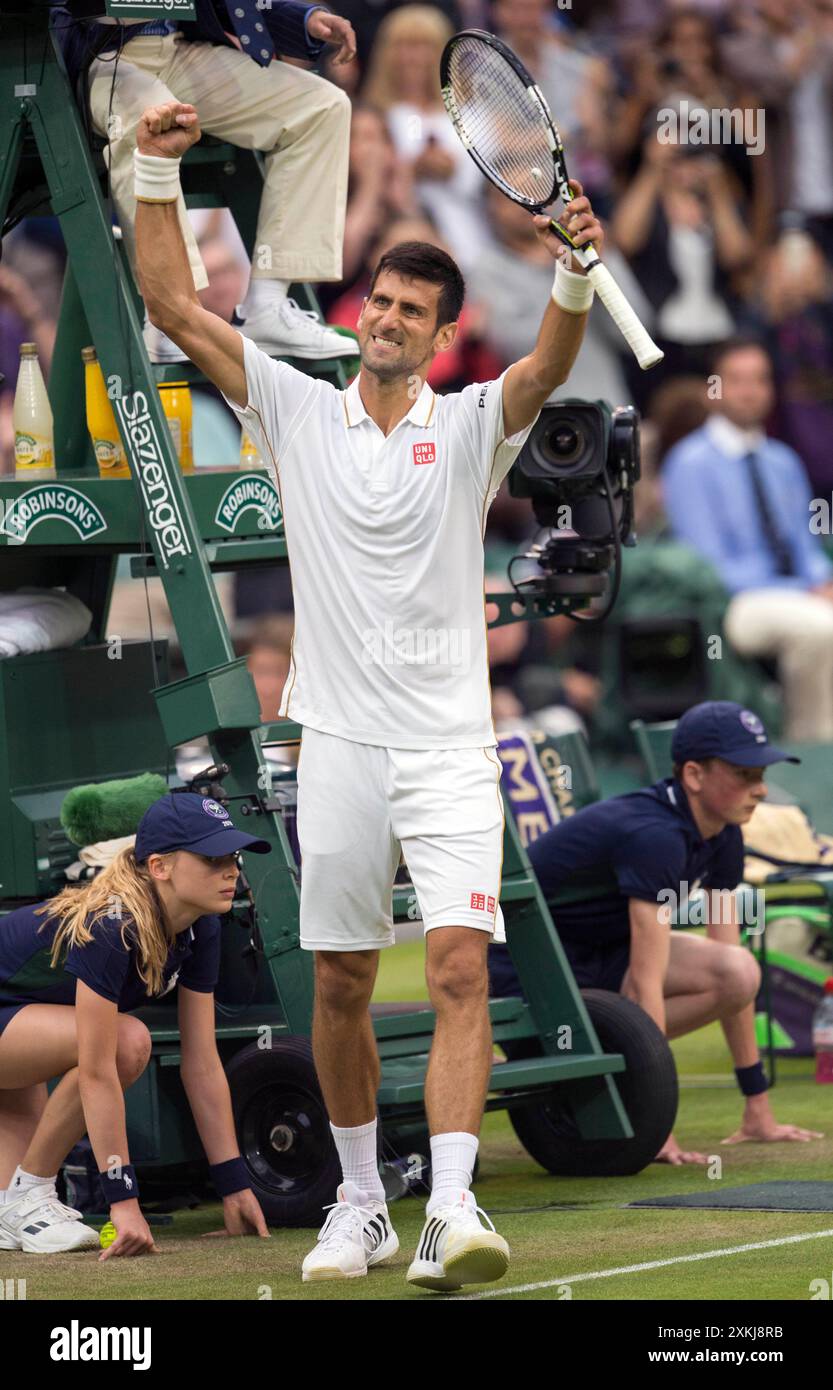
{"left": 65, "top": 835, "right": 137, "bottom": 881}
{"left": 0, "top": 586, "right": 93, "bottom": 658}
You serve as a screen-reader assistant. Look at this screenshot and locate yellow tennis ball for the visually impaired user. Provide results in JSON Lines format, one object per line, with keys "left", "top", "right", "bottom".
{"left": 99, "top": 1221, "right": 117, "bottom": 1249}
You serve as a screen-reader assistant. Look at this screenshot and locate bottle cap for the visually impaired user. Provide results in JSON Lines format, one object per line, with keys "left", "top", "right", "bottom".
{"left": 19, "top": 342, "right": 36, "bottom": 356}
{"left": 81, "top": 346, "right": 97, "bottom": 363}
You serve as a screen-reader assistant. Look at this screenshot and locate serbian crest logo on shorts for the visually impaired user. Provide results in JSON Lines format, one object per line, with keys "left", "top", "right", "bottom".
{"left": 413, "top": 441, "right": 436, "bottom": 465}
{"left": 739, "top": 709, "right": 765, "bottom": 740}
{"left": 202, "top": 798, "right": 228, "bottom": 819}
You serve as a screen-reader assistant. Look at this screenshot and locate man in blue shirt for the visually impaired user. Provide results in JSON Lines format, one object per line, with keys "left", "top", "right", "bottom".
{"left": 662, "top": 338, "right": 833, "bottom": 741}
{"left": 490, "top": 702, "right": 823, "bottom": 1163}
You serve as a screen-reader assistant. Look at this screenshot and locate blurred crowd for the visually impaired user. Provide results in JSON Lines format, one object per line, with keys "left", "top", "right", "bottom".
{"left": 2, "top": 0, "right": 833, "bottom": 747}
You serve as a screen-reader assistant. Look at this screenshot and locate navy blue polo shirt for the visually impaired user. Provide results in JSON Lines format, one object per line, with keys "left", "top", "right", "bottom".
{"left": 0, "top": 900, "right": 221, "bottom": 1034}
{"left": 526, "top": 777, "right": 745, "bottom": 946}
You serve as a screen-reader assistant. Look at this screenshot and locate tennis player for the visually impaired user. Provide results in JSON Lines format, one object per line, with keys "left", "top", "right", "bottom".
{"left": 132, "top": 100, "right": 602, "bottom": 1291}
{"left": 0, "top": 794, "right": 271, "bottom": 1256}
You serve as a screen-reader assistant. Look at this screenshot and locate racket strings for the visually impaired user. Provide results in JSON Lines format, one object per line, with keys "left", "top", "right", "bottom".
{"left": 445, "top": 41, "right": 555, "bottom": 206}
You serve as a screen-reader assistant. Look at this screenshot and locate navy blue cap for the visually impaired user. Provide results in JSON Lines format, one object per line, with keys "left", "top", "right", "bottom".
{"left": 671, "top": 701, "right": 800, "bottom": 769}
{"left": 134, "top": 793, "right": 272, "bottom": 862}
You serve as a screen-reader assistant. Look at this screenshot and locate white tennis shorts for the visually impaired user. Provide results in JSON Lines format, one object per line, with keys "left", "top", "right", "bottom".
{"left": 297, "top": 727, "right": 506, "bottom": 951}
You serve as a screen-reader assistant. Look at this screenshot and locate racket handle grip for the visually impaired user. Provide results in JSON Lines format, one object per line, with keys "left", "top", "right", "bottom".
{"left": 581, "top": 257, "right": 664, "bottom": 371}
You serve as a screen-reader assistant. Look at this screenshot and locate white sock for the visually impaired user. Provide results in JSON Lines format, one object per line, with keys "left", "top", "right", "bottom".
{"left": 238, "top": 277, "right": 290, "bottom": 319}
{"left": 426, "top": 1132, "right": 479, "bottom": 1214}
{"left": 330, "top": 1119, "right": 385, "bottom": 1202}
{"left": 10, "top": 1164, "right": 56, "bottom": 1194}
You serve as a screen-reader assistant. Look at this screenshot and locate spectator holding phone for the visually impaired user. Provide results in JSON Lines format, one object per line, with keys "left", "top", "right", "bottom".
{"left": 361, "top": 5, "right": 486, "bottom": 273}
{"left": 612, "top": 132, "right": 753, "bottom": 393}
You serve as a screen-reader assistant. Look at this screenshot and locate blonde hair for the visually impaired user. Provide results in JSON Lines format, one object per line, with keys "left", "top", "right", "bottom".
{"left": 35, "top": 846, "right": 177, "bottom": 997}
{"left": 362, "top": 5, "right": 454, "bottom": 112}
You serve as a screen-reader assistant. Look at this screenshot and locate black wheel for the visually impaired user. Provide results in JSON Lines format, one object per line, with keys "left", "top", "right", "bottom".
{"left": 506, "top": 990, "right": 678, "bottom": 1176}
{"left": 225, "top": 1036, "right": 340, "bottom": 1227}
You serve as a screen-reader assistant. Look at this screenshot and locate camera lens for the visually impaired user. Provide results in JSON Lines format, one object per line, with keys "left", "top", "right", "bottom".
{"left": 545, "top": 423, "right": 583, "bottom": 465}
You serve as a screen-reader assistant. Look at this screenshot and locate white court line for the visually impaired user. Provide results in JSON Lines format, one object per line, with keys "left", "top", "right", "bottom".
{"left": 452, "top": 1226, "right": 833, "bottom": 1299}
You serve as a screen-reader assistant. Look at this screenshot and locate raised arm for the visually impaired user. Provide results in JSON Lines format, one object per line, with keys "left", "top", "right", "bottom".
{"left": 501, "top": 182, "right": 602, "bottom": 438}
{"left": 134, "top": 103, "right": 247, "bottom": 407}
{"left": 609, "top": 138, "right": 668, "bottom": 258}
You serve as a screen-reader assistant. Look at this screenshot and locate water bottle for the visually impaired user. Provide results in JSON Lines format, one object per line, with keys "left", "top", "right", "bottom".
{"left": 240, "top": 429, "right": 268, "bottom": 471}
{"left": 812, "top": 978, "right": 833, "bottom": 1084}
{"left": 14, "top": 342, "right": 55, "bottom": 479}
{"left": 82, "top": 346, "right": 130, "bottom": 478}
{"left": 158, "top": 381, "right": 194, "bottom": 473}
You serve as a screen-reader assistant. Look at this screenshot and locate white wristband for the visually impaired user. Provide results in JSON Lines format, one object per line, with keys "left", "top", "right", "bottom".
{"left": 552, "top": 259, "right": 595, "bottom": 315}
{"left": 134, "top": 150, "right": 182, "bottom": 203}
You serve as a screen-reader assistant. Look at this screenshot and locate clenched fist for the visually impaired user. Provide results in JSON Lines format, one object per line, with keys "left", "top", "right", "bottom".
{"left": 137, "top": 102, "right": 201, "bottom": 160}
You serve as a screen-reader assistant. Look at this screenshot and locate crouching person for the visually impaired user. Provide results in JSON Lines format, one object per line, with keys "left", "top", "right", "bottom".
{"left": 490, "top": 702, "right": 823, "bottom": 1163}
{"left": 0, "top": 793, "right": 271, "bottom": 1254}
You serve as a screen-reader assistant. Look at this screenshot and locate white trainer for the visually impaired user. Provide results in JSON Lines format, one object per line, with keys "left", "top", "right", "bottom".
{"left": 301, "top": 1181, "right": 399, "bottom": 1282}
{"left": 407, "top": 1190, "right": 509, "bottom": 1291}
{"left": 143, "top": 320, "right": 188, "bottom": 364}
{"left": 0, "top": 1183, "right": 100, "bottom": 1254}
{"left": 236, "top": 298, "right": 359, "bottom": 361}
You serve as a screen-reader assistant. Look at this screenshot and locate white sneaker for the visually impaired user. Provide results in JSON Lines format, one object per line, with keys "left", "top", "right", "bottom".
{"left": 407, "top": 1190, "right": 509, "bottom": 1291}
{"left": 143, "top": 319, "right": 188, "bottom": 364}
{"left": 301, "top": 1181, "right": 399, "bottom": 1283}
{"left": 236, "top": 298, "right": 359, "bottom": 361}
{"left": 0, "top": 1183, "right": 99, "bottom": 1254}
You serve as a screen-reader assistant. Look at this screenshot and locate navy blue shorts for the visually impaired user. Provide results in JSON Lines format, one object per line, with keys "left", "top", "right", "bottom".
{"left": 0, "top": 1001, "right": 30, "bottom": 1037}
{"left": 559, "top": 938, "right": 630, "bottom": 993}
{"left": 489, "top": 938, "right": 630, "bottom": 998}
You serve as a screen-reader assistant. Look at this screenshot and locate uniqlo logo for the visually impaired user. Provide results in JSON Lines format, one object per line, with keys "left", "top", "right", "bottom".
{"left": 413, "top": 441, "right": 436, "bottom": 465}
{"left": 487, "top": 896, "right": 496, "bottom": 913}
{"left": 470, "top": 892, "right": 486, "bottom": 911}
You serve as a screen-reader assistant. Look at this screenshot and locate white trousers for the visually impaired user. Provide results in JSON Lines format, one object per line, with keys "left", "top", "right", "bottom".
{"left": 724, "top": 587, "right": 833, "bottom": 741}
{"left": 88, "top": 33, "right": 350, "bottom": 290}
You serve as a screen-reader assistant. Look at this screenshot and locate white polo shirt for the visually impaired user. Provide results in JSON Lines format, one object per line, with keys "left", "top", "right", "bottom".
{"left": 223, "top": 334, "right": 538, "bottom": 749}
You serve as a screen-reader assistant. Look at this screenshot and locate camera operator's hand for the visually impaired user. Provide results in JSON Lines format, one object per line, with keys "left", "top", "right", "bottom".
{"left": 532, "top": 180, "right": 604, "bottom": 272}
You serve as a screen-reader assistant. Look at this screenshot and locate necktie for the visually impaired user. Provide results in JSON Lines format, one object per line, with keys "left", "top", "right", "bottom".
{"left": 224, "top": 1, "right": 275, "bottom": 67}
{"left": 743, "top": 451, "right": 794, "bottom": 577}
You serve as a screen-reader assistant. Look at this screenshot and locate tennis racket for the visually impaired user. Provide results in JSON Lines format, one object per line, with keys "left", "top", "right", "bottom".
{"left": 440, "top": 29, "right": 663, "bottom": 371}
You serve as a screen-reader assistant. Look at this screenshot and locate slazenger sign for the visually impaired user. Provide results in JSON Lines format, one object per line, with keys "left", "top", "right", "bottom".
{"left": 114, "top": 391, "right": 192, "bottom": 570}
{"left": 107, "top": 1, "right": 194, "bottom": 15}
{"left": 214, "top": 474, "right": 283, "bottom": 535}
{"left": 0, "top": 485, "right": 108, "bottom": 543}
